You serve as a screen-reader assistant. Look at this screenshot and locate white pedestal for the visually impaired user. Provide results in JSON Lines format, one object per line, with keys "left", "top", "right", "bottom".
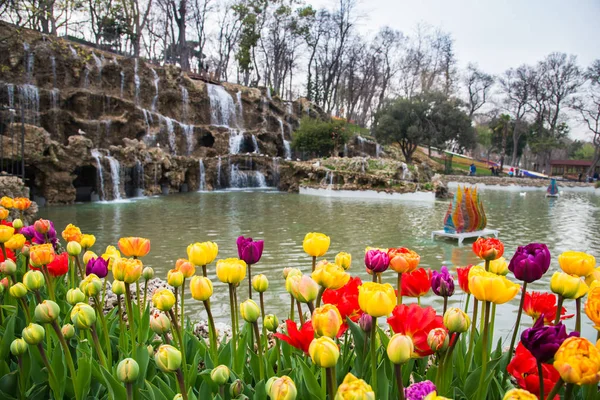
{"left": 431, "top": 228, "right": 499, "bottom": 246}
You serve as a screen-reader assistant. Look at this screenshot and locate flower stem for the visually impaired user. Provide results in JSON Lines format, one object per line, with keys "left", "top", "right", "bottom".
{"left": 168, "top": 309, "right": 187, "bottom": 374}
{"left": 484, "top": 259, "right": 490, "bottom": 272}
{"left": 394, "top": 363, "right": 404, "bottom": 400}
{"left": 174, "top": 287, "right": 179, "bottom": 322}
{"left": 252, "top": 321, "right": 264, "bottom": 381}
{"left": 93, "top": 294, "right": 112, "bottom": 365}
{"left": 18, "top": 298, "right": 31, "bottom": 323}
{"left": 508, "top": 282, "right": 527, "bottom": 362}
{"left": 181, "top": 279, "right": 186, "bottom": 335}
{"left": 40, "top": 265, "right": 56, "bottom": 301}
{"left": 465, "top": 293, "right": 471, "bottom": 313}
{"left": 372, "top": 273, "right": 377, "bottom": 283}
{"left": 247, "top": 263, "right": 253, "bottom": 299}
{"left": 228, "top": 284, "right": 238, "bottom": 368}
{"left": 554, "top": 295, "right": 564, "bottom": 325}
{"left": 564, "top": 383, "right": 574, "bottom": 400}
{"left": 142, "top": 278, "right": 148, "bottom": 311}
{"left": 442, "top": 296, "right": 448, "bottom": 316}
{"left": 74, "top": 256, "right": 85, "bottom": 281}
{"left": 316, "top": 286, "right": 325, "bottom": 308}
{"left": 307, "top": 301, "right": 315, "bottom": 315}
{"left": 536, "top": 360, "right": 544, "bottom": 400}
{"left": 37, "top": 343, "right": 57, "bottom": 386}
{"left": 90, "top": 326, "right": 107, "bottom": 368}
{"left": 297, "top": 301, "right": 305, "bottom": 324}
{"left": 312, "top": 256, "right": 316, "bottom": 272}
{"left": 326, "top": 366, "right": 337, "bottom": 400}
{"left": 476, "top": 301, "right": 490, "bottom": 400}
{"left": 50, "top": 320, "right": 78, "bottom": 400}
{"left": 124, "top": 283, "right": 136, "bottom": 353}
{"left": 545, "top": 378, "right": 564, "bottom": 400}
{"left": 371, "top": 317, "right": 378, "bottom": 396}
{"left": 575, "top": 298, "right": 581, "bottom": 333}
{"left": 175, "top": 369, "right": 189, "bottom": 400}
{"left": 397, "top": 273, "right": 403, "bottom": 306}
{"left": 289, "top": 295, "right": 295, "bottom": 322}
{"left": 466, "top": 298, "right": 478, "bottom": 371}
{"left": 204, "top": 299, "right": 219, "bottom": 363}
{"left": 126, "top": 383, "right": 133, "bottom": 400}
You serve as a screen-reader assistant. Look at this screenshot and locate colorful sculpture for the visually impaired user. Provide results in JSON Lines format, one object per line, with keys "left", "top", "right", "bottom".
{"left": 443, "top": 186, "right": 487, "bottom": 233}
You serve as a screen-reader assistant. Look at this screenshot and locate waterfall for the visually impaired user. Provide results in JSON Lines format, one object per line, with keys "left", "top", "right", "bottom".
{"left": 376, "top": 144, "right": 382, "bottom": 158}
{"left": 69, "top": 45, "right": 78, "bottom": 58}
{"left": 357, "top": 136, "right": 366, "bottom": 154}
{"left": 278, "top": 118, "right": 291, "bottom": 159}
{"left": 229, "top": 130, "right": 244, "bottom": 154}
{"left": 266, "top": 88, "right": 272, "bottom": 100}
{"left": 198, "top": 159, "right": 206, "bottom": 191}
{"left": 251, "top": 135, "right": 259, "bottom": 154}
{"left": 51, "top": 57, "right": 57, "bottom": 88}
{"left": 51, "top": 89, "right": 59, "bottom": 109}
{"left": 207, "top": 83, "right": 238, "bottom": 127}
{"left": 272, "top": 157, "right": 280, "bottom": 187}
{"left": 159, "top": 115, "right": 176, "bottom": 154}
{"left": 106, "top": 155, "right": 122, "bottom": 200}
{"left": 92, "top": 53, "right": 103, "bottom": 84}
{"left": 134, "top": 159, "right": 145, "bottom": 196}
{"left": 134, "top": 58, "right": 141, "bottom": 106}
{"left": 229, "top": 164, "right": 268, "bottom": 189}
{"left": 216, "top": 156, "right": 222, "bottom": 188}
{"left": 83, "top": 66, "right": 90, "bottom": 88}
{"left": 91, "top": 149, "right": 106, "bottom": 201}
{"left": 323, "top": 170, "right": 334, "bottom": 190}
{"left": 23, "top": 43, "right": 34, "bottom": 83}
{"left": 181, "top": 123, "right": 194, "bottom": 155}
{"left": 181, "top": 85, "right": 189, "bottom": 122}
{"left": 236, "top": 91, "right": 243, "bottom": 123}
{"left": 19, "top": 84, "right": 39, "bottom": 125}
{"left": 151, "top": 69, "right": 160, "bottom": 111}
{"left": 120, "top": 71, "right": 125, "bottom": 98}
{"left": 7, "top": 84, "right": 14, "bottom": 108}
{"left": 343, "top": 143, "right": 348, "bottom": 157}
{"left": 286, "top": 102, "right": 293, "bottom": 115}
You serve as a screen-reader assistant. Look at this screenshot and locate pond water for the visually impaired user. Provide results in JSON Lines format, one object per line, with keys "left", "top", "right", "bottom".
{"left": 39, "top": 189, "right": 600, "bottom": 341}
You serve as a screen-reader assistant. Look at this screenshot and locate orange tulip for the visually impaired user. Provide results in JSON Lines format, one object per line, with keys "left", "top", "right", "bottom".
{"left": 118, "top": 237, "right": 151, "bottom": 258}
{"left": 388, "top": 247, "right": 420, "bottom": 274}
{"left": 61, "top": 224, "right": 82, "bottom": 243}
{"left": 30, "top": 244, "right": 56, "bottom": 267}
{"left": 13, "top": 197, "right": 32, "bottom": 211}
{"left": 472, "top": 237, "right": 504, "bottom": 261}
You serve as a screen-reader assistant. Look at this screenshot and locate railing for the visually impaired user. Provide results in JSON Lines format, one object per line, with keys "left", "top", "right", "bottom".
{"left": 0, "top": 105, "right": 26, "bottom": 180}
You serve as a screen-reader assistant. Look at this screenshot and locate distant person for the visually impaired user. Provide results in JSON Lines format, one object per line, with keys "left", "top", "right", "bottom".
{"left": 509, "top": 167, "right": 514, "bottom": 177}
{"left": 469, "top": 163, "right": 476, "bottom": 176}
{"left": 594, "top": 172, "right": 599, "bottom": 181}
{"left": 578, "top": 172, "right": 582, "bottom": 182}
{"left": 489, "top": 166, "right": 495, "bottom": 175}
{"left": 515, "top": 168, "right": 520, "bottom": 177}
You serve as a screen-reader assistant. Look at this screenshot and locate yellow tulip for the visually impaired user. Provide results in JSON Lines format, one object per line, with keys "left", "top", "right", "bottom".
{"left": 83, "top": 251, "right": 98, "bottom": 265}
{"left": 312, "top": 304, "right": 343, "bottom": 338}
{"left": 29, "top": 243, "right": 55, "bottom": 267}
{"left": 309, "top": 336, "right": 339, "bottom": 368}
{"left": 187, "top": 241, "right": 219, "bottom": 266}
{"left": 0, "top": 207, "right": 8, "bottom": 220}
{"left": 303, "top": 232, "right": 330, "bottom": 257}
{"left": 550, "top": 271, "right": 588, "bottom": 300}
{"left": 334, "top": 373, "right": 374, "bottom": 400}
{"left": 423, "top": 392, "right": 451, "bottom": 400}
{"left": 482, "top": 257, "right": 508, "bottom": 276}
{"left": 167, "top": 269, "right": 184, "bottom": 287}
{"left": 335, "top": 252, "right": 352, "bottom": 270}
{"left": 190, "top": 276, "right": 213, "bottom": 301}
{"left": 585, "top": 286, "right": 600, "bottom": 331}
{"left": 468, "top": 266, "right": 519, "bottom": 304}
{"left": 4, "top": 234, "right": 25, "bottom": 251}
{"left": 118, "top": 237, "right": 151, "bottom": 257}
{"left": 312, "top": 260, "right": 350, "bottom": 290}
{"left": 240, "top": 299, "right": 260, "bottom": 323}
{"left": 0, "top": 225, "right": 14, "bottom": 243}
{"left": 553, "top": 337, "right": 600, "bottom": 385}
{"left": 502, "top": 389, "right": 537, "bottom": 400}
{"left": 585, "top": 267, "right": 600, "bottom": 287}
{"left": 215, "top": 258, "right": 246, "bottom": 284}
{"left": 112, "top": 257, "right": 143, "bottom": 283}
{"left": 266, "top": 376, "right": 297, "bottom": 400}
{"left": 0, "top": 196, "right": 14, "bottom": 209}
{"left": 152, "top": 289, "right": 176, "bottom": 312}
{"left": 102, "top": 246, "right": 121, "bottom": 270}
{"left": 61, "top": 224, "right": 82, "bottom": 243}
{"left": 558, "top": 251, "right": 596, "bottom": 277}
{"left": 252, "top": 274, "right": 269, "bottom": 293}
{"left": 358, "top": 282, "right": 396, "bottom": 317}
{"left": 80, "top": 234, "right": 96, "bottom": 249}
{"left": 387, "top": 334, "right": 414, "bottom": 364}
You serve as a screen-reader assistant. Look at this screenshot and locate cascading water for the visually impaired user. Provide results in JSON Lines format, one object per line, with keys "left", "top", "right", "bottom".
{"left": 134, "top": 58, "right": 141, "bottom": 106}
{"left": 251, "top": 135, "right": 259, "bottom": 154}
{"left": 343, "top": 144, "right": 348, "bottom": 157}
{"left": 151, "top": 69, "right": 160, "bottom": 111}
{"left": 91, "top": 149, "right": 106, "bottom": 201}
{"left": 272, "top": 157, "right": 280, "bottom": 187}
{"left": 133, "top": 159, "right": 145, "bottom": 196}
{"left": 216, "top": 156, "right": 222, "bottom": 188}
{"left": 120, "top": 71, "right": 125, "bottom": 98}
{"left": 159, "top": 115, "right": 176, "bottom": 154}
{"left": 207, "top": 83, "right": 238, "bottom": 127}
{"left": 83, "top": 66, "right": 90, "bottom": 88}
{"left": 286, "top": 102, "right": 293, "bottom": 115}
{"left": 51, "top": 56, "right": 57, "bottom": 88}
{"left": 23, "top": 43, "right": 34, "bottom": 83}
{"left": 69, "top": 45, "right": 78, "bottom": 58}
{"left": 278, "top": 118, "right": 291, "bottom": 159}
{"left": 376, "top": 144, "right": 382, "bottom": 158}
{"left": 19, "top": 84, "right": 39, "bottom": 125}
{"left": 198, "top": 159, "right": 206, "bottom": 191}
{"left": 236, "top": 91, "right": 243, "bottom": 122}
{"left": 357, "top": 136, "right": 366, "bottom": 154}
{"left": 323, "top": 170, "right": 334, "bottom": 190}
{"left": 229, "top": 164, "right": 268, "bottom": 189}
{"left": 92, "top": 53, "right": 103, "bottom": 84}
{"left": 51, "top": 89, "right": 59, "bottom": 109}
{"left": 181, "top": 123, "right": 194, "bottom": 155}
{"left": 229, "top": 130, "right": 244, "bottom": 154}
{"left": 106, "top": 155, "right": 122, "bottom": 200}
{"left": 7, "top": 84, "right": 14, "bottom": 108}
{"left": 181, "top": 85, "right": 189, "bottom": 121}
{"left": 266, "top": 88, "right": 272, "bottom": 100}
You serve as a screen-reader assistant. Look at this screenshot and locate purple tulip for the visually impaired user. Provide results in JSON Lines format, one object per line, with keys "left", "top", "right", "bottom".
{"left": 364, "top": 249, "right": 389, "bottom": 273}
{"left": 236, "top": 236, "right": 264, "bottom": 265}
{"left": 404, "top": 380, "right": 436, "bottom": 400}
{"left": 359, "top": 314, "right": 373, "bottom": 333}
{"left": 86, "top": 257, "right": 109, "bottom": 278}
{"left": 520, "top": 317, "right": 579, "bottom": 363}
{"left": 431, "top": 266, "right": 455, "bottom": 297}
{"left": 508, "top": 243, "right": 551, "bottom": 283}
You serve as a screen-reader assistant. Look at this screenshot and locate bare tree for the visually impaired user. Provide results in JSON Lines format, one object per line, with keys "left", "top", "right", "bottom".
{"left": 464, "top": 63, "right": 494, "bottom": 118}
{"left": 120, "top": 0, "right": 154, "bottom": 56}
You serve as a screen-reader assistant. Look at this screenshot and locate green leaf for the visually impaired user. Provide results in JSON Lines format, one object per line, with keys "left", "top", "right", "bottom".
{"left": 0, "top": 370, "right": 18, "bottom": 398}
{"left": 145, "top": 380, "right": 169, "bottom": 400}
{"left": 50, "top": 342, "right": 66, "bottom": 399}
{"left": 136, "top": 344, "right": 151, "bottom": 388}
{"left": 100, "top": 365, "right": 127, "bottom": 400}
{"left": 298, "top": 358, "right": 322, "bottom": 400}
{"left": 74, "top": 355, "right": 92, "bottom": 400}
{"left": 0, "top": 316, "right": 15, "bottom": 362}
{"left": 376, "top": 362, "right": 389, "bottom": 399}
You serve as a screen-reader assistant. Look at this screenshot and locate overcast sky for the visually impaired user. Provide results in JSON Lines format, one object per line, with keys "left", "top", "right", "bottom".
{"left": 313, "top": 0, "right": 600, "bottom": 139}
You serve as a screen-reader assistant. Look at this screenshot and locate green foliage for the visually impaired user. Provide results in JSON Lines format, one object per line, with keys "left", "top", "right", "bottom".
{"left": 292, "top": 117, "right": 350, "bottom": 157}
{"left": 569, "top": 141, "right": 596, "bottom": 160}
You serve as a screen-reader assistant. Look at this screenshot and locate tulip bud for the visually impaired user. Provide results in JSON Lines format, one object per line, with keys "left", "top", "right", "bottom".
{"left": 9, "top": 282, "right": 28, "bottom": 298}
{"left": 387, "top": 334, "right": 413, "bottom": 364}
{"left": 112, "top": 280, "right": 126, "bottom": 296}
{"left": 167, "top": 269, "right": 184, "bottom": 288}
{"left": 150, "top": 312, "right": 171, "bottom": 334}
{"left": 66, "top": 288, "right": 86, "bottom": 305}
{"left": 283, "top": 267, "right": 301, "bottom": 279}
{"left": 2, "top": 259, "right": 16, "bottom": 275}
{"left": 173, "top": 395, "right": 183, "bottom": 400}
{"left": 70, "top": 302, "right": 97, "bottom": 329}
{"left": 312, "top": 304, "right": 343, "bottom": 338}
{"left": 155, "top": 344, "right": 182, "bottom": 373}
{"left": 240, "top": 299, "right": 260, "bottom": 323}
{"left": 22, "top": 323, "right": 45, "bottom": 345}
{"left": 10, "top": 338, "right": 28, "bottom": 356}
{"left": 83, "top": 251, "right": 97, "bottom": 266}
{"left": 80, "top": 234, "right": 96, "bottom": 249}
{"left": 1, "top": 277, "right": 8, "bottom": 289}
{"left": 177, "top": 260, "right": 195, "bottom": 279}
{"left": 67, "top": 241, "right": 82, "bottom": 256}
{"left": 80, "top": 274, "right": 102, "bottom": 297}
{"left": 443, "top": 308, "right": 470, "bottom": 333}
{"left": 267, "top": 375, "right": 297, "bottom": 400}
{"left": 23, "top": 270, "right": 45, "bottom": 291}
{"left": 230, "top": 379, "right": 244, "bottom": 398}
{"left": 264, "top": 314, "right": 279, "bottom": 332}
{"left": 62, "top": 324, "right": 75, "bottom": 339}
{"left": 309, "top": 336, "right": 340, "bottom": 368}
{"left": 252, "top": 274, "right": 269, "bottom": 293}
{"left": 359, "top": 314, "right": 373, "bottom": 333}
{"left": 427, "top": 328, "right": 449, "bottom": 353}
{"left": 335, "top": 252, "right": 352, "bottom": 270}
{"left": 143, "top": 267, "right": 155, "bottom": 280}
{"left": 34, "top": 300, "right": 61, "bottom": 324}
{"left": 153, "top": 289, "right": 176, "bottom": 312}
{"left": 211, "top": 365, "right": 230, "bottom": 385}
{"left": 12, "top": 219, "right": 23, "bottom": 229}
{"left": 117, "top": 358, "right": 140, "bottom": 383}
{"left": 34, "top": 219, "right": 50, "bottom": 234}
{"left": 188, "top": 277, "right": 211, "bottom": 303}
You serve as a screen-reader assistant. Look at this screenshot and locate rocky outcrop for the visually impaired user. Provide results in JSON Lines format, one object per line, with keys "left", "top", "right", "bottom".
{"left": 0, "top": 175, "right": 39, "bottom": 221}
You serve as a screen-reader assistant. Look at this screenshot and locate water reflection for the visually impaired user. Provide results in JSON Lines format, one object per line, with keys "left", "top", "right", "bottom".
{"left": 40, "top": 190, "right": 600, "bottom": 341}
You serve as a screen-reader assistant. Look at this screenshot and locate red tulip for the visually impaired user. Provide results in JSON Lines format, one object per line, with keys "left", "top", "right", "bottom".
{"left": 322, "top": 276, "right": 363, "bottom": 334}
{"left": 507, "top": 343, "right": 560, "bottom": 399}
{"left": 401, "top": 268, "right": 431, "bottom": 298}
{"left": 0, "top": 247, "right": 16, "bottom": 263}
{"left": 387, "top": 304, "right": 445, "bottom": 357}
{"left": 523, "top": 291, "right": 573, "bottom": 326}
{"left": 457, "top": 265, "right": 472, "bottom": 294}
{"left": 47, "top": 252, "right": 69, "bottom": 276}
{"left": 274, "top": 320, "right": 315, "bottom": 354}
{"left": 472, "top": 237, "right": 504, "bottom": 261}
